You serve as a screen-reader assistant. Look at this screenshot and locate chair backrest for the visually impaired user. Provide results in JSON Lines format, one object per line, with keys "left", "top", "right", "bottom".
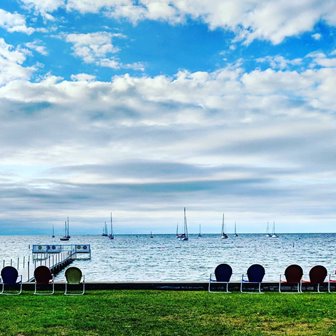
{"left": 309, "top": 265, "right": 327, "bottom": 284}
{"left": 247, "top": 264, "right": 265, "bottom": 282}
{"left": 65, "top": 267, "right": 82, "bottom": 284}
{"left": 1, "top": 266, "right": 18, "bottom": 285}
{"left": 284, "top": 264, "right": 303, "bottom": 283}
{"left": 214, "top": 264, "right": 232, "bottom": 282}
{"left": 34, "top": 266, "right": 52, "bottom": 284}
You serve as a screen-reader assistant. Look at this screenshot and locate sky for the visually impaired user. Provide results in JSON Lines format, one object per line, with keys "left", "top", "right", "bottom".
{"left": 0, "top": 0, "right": 336, "bottom": 235}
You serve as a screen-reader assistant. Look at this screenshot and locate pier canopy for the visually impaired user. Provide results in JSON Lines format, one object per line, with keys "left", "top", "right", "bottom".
{"left": 32, "top": 244, "right": 91, "bottom": 260}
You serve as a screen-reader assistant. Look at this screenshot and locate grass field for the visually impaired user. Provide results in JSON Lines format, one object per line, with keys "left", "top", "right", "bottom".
{"left": 0, "top": 290, "right": 335, "bottom": 335}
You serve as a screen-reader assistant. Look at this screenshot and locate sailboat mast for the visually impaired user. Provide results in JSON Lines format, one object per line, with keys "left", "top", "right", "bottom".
{"left": 110, "top": 212, "right": 114, "bottom": 238}
{"left": 184, "top": 207, "right": 188, "bottom": 238}
{"left": 221, "top": 213, "right": 228, "bottom": 239}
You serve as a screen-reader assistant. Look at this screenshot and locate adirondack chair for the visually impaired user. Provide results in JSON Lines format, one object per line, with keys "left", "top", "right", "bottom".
{"left": 34, "top": 266, "right": 54, "bottom": 295}
{"left": 208, "top": 264, "right": 233, "bottom": 293}
{"left": 0, "top": 266, "right": 22, "bottom": 295}
{"left": 64, "top": 267, "right": 85, "bottom": 295}
{"left": 240, "top": 264, "right": 265, "bottom": 293}
{"left": 302, "top": 265, "right": 328, "bottom": 293}
{"left": 279, "top": 264, "right": 303, "bottom": 293}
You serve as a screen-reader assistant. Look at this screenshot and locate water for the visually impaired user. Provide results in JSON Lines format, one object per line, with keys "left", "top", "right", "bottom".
{"left": 0, "top": 233, "right": 335, "bottom": 282}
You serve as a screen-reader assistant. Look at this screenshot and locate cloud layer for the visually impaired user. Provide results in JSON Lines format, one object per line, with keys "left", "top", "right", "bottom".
{"left": 0, "top": 1, "right": 336, "bottom": 233}
{"left": 0, "top": 54, "right": 336, "bottom": 231}
{"left": 16, "top": 0, "right": 336, "bottom": 43}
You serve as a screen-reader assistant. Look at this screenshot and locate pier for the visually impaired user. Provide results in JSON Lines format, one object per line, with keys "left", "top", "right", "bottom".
{"left": 0, "top": 244, "right": 92, "bottom": 282}
{"left": 30, "top": 244, "right": 91, "bottom": 280}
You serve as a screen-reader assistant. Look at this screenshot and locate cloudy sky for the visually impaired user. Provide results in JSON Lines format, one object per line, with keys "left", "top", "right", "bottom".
{"left": 0, "top": 0, "right": 336, "bottom": 234}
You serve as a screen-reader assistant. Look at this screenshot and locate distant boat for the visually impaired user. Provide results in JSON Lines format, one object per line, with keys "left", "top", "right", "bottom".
{"left": 234, "top": 222, "right": 238, "bottom": 237}
{"left": 266, "top": 222, "right": 272, "bottom": 237}
{"left": 271, "top": 222, "right": 279, "bottom": 238}
{"left": 108, "top": 212, "right": 114, "bottom": 240}
{"left": 150, "top": 231, "right": 154, "bottom": 238}
{"left": 198, "top": 224, "right": 202, "bottom": 238}
{"left": 102, "top": 221, "right": 108, "bottom": 237}
{"left": 177, "top": 207, "right": 188, "bottom": 241}
{"left": 60, "top": 217, "right": 70, "bottom": 241}
{"left": 52, "top": 225, "right": 55, "bottom": 238}
{"left": 220, "top": 213, "right": 228, "bottom": 239}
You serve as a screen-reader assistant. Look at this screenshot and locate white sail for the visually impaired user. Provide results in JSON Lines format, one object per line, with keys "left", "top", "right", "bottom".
{"left": 177, "top": 207, "right": 188, "bottom": 240}
{"left": 271, "top": 221, "right": 279, "bottom": 238}
{"left": 221, "top": 213, "right": 228, "bottom": 239}
{"left": 108, "top": 212, "right": 114, "bottom": 239}
{"left": 234, "top": 222, "right": 238, "bottom": 237}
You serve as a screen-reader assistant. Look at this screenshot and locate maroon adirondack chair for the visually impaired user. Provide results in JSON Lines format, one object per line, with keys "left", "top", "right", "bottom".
{"left": 279, "top": 264, "right": 303, "bottom": 293}
{"left": 302, "top": 265, "right": 328, "bottom": 292}
{"left": 34, "top": 266, "right": 54, "bottom": 295}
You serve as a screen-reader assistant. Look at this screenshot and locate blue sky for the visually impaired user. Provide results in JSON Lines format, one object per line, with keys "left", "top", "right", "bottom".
{"left": 0, "top": 1, "right": 336, "bottom": 234}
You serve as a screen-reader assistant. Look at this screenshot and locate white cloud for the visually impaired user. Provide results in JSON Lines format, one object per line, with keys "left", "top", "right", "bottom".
{"left": 19, "top": 0, "right": 65, "bottom": 20}
{"left": 66, "top": 0, "right": 132, "bottom": 14}
{"left": 71, "top": 73, "right": 96, "bottom": 82}
{"left": 25, "top": 40, "right": 48, "bottom": 55}
{"left": 64, "top": 32, "right": 144, "bottom": 71}
{"left": 65, "top": 32, "right": 119, "bottom": 63}
{"left": 0, "top": 8, "right": 34, "bottom": 34}
{"left": 0, "top": 38, "right": 33, "bottom": 86}
{"left": 312, "top": 33, "right": 321, "bottom": 40}
{"left": 16, "top": 0, "right": 336, "bottom": 43}
{"left": 257, "top": 55, "right": 302, "bottom": 70}
{"left": 307, "top": 52, "right": 336, "bottom": 68}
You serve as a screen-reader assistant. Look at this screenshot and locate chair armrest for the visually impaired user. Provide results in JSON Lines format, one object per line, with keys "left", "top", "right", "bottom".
{"left": 329, "top": 274, "right": 336, "bottom": 283}
{"left": 209, "top": 273, "right": 216, "bottom": 282}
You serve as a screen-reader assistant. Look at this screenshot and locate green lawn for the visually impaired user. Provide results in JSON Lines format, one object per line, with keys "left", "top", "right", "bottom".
{"left": 0, "top": 291, "right": 335, "bottom": 335}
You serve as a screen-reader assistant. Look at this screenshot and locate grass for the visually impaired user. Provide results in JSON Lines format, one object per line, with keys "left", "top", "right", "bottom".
{"left": 0, "top": 290, "right": 336, "bottom": 335}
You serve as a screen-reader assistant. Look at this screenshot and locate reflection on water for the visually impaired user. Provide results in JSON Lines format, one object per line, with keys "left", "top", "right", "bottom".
{"left": 0, "top": 233, "right": 335, "bottom": 281}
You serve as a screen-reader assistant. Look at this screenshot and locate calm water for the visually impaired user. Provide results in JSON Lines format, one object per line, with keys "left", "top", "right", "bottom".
{"left": 0, "top": 234, "right": 335, "bottom": 282}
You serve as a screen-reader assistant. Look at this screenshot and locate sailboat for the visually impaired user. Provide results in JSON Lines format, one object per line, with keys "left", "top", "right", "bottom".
{"left": 220, "top": 213, "right": 228, "bottom": 239}
{"left": 266, "top": 222, "right": 272, "bottom": 237}
{"left": 234, "top": 222, "right": 238, "bottom": 237}
{"left": 52, "top": 225, "right": 55, "bottom": 238}
{"left": 108, "top": 213, "right": 114, "bottom": 240}
{"left": 198, "top": 224, "right": 202, "bottom": 238}
{"left": 150, "top": 231, "right": 154, "bottom": 238}
{"left": 271, "top": 222, "right": 279, "bottom": 238}
{"left": 102, "top": 221, "right": 108, "bottom": 237}
{"left": 177, "top": 207, "right": 188, "bottom": 241}
{"left": 60, "top": 217, "right": 70, "bottom": 241}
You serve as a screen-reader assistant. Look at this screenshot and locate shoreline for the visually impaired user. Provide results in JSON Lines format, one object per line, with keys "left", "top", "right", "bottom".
{"left": 17, "top": 281, "right": 334, "bottom": 292}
